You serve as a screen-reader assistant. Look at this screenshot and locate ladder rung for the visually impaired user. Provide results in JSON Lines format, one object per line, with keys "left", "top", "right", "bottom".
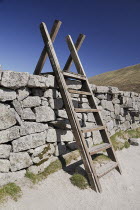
{"left": 89, "top": 143, "right": 111, "bottom": 155}
{"left": 68, "top": 89, "right": 92, "bottom": 95}
{"left": 62, "top": 71, "right": 86, "bottom": 80}
{"left": 81, "top": 125, "right": 105, "bottom": 133}
{"left": 75, "top": 108, "right": 99, "bottom": 113}
{"left": 97, "top": 161, "right": 118, "bottom": 178}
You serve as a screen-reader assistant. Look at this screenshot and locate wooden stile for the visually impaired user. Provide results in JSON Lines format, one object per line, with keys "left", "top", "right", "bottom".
{"left": 34, "top": 20, "right": 122, "bottom": 193}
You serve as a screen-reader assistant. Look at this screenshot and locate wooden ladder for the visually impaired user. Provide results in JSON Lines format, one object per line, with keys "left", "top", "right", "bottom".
{"left": 34, "top": 20, "right": 122, "bottom": 193}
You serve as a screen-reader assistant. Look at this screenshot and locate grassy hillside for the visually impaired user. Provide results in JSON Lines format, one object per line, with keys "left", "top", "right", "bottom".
{"left": 89, "top": 64, "right": 140, "bottom": 93}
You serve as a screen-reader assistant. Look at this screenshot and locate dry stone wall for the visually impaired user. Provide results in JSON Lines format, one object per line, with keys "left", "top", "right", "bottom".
{"left": 0, "top": 70, "right": 140, "bottom": 186}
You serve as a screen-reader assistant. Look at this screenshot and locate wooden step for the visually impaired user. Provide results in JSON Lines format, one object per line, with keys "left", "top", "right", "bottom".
{"left": 81, "top": 125, "right": 105, "bottom": 133}
{"left": 75, "top": 108, "right": 99, "bottom": 113}
{"left": 62, "top": 71, "right": 86, "bottom": 80}
{"left": 89, "top": 143, "right": 111, "bottom": 155}
{"left": 97, "top": 161, "right": 118, "bottom": 178}
{"left": 68, "top": 89, "right": 92, "bottom": 95}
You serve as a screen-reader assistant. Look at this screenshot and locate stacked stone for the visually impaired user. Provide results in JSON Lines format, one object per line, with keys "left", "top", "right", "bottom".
{"left": 93, "top": 86, "right": 140, "bottom": 136}
{"left": 0, "top": 70, "right": 139, "bottom": 186}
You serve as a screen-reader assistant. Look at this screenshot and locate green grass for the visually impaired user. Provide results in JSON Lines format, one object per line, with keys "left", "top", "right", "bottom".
{"left": 0, "top": 183, "right": 21, "bottom": 203}
{"left": 92, "top": 154, "right": 110, "bottom": 163}
{"left": 70, "top": 174, "right": 89, "bottom": 189}
{"left": 62, "top": 150, "right": 80, "bottom": 166}
{"left": 89, "top": 63, "right": 140, "bottom": 93}
{"left": 25, "top": 159, "right": 62, "bottom": 184}
{"left": 110, "top": 127, "right": 140, "bottom": 151}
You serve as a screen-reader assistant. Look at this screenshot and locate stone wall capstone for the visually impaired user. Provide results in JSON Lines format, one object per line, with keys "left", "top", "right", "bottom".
{"left": 0, "top": 70, "right": 139, "bottom": 186}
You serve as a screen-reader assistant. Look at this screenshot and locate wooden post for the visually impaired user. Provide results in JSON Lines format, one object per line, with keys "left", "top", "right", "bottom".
{"left": 66, "top": 35, "right": 86, "bottom": 75}
{"left": 63, "top": 34, "right": 85, "bottom": 72}
{"left": 33, "top": 20, "right": 62, "bottom": 75}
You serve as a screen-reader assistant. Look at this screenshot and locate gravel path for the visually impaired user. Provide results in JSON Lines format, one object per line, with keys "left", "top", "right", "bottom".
{"left": 1, "top": 141, "right": 140, "bottom": 210}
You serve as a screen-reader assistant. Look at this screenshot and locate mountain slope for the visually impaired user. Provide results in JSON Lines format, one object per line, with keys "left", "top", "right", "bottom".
{"left": 89, "top": 64, "right": 140, "bottom": 93}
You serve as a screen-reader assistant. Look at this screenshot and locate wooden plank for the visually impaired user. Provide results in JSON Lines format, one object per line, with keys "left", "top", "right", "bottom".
{"left": 75, "top": 108, "right": 99, "bottom": 113}
{"left": 63, "top": 34, "right": 85, "bottom": 72}
{"left": 62, "top": 71, "right": 86, "bottom": 80}
{"left": 33, "top": 20, "right": 62, "bottom": 75}
{"left": 89, "top": 143, "right": 111, "bottom": 155}
{"left": 97, "top": 161, "right": 118, "bottom": 178}
{"left": 39, "top": 22, "right": 102, "bottom": 193}
{"left": 68, "top": 89, "right": 92, "bottom": 95}
{"left": 81, "top": 126, "right": 105, "bottom": 133}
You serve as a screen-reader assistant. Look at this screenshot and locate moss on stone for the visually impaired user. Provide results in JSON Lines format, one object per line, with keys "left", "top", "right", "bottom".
{"left": 37, "top": 145, "right": 50, "bottom": 160}
{"left": 35, "top": 158, "right": 49, "bottom": 166}
{"left": 25, "top": 159, "right": 62, "bottom": 184}
{"left": 110, "top": 128, "right": 139, "bottom": 151}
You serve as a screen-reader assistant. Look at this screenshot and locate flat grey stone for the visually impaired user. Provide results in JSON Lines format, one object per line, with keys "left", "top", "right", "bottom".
{"left": 46, "top": 129, "right": 73, "bottom": 143}
{"left": 1, "top": 71, "right": 29, "bottom": 89}
{"left": 27, "top": 75, "right": 49, "bottom": 88}
{"left": 0, "top": 104, "right": 17, "bottom": 130}
{"left": 12, "top": 99, "right": 23, "bottom": 116}
{"left": 20, "top": 122, "right": 48, "bottom": 136}
{"left": 17, "top": 87, "right": 30, "bottom": 101}
{"left": 67, "top": 142, "right": 78, "bottom": 150}
{"left": 12, "top": 131, "right": 46, "bottom": 152}
{"left": 0, "top": 170, "right": 26, "bottom": 187}
{"left": 35, "top": 106, "right": 55, "bottom": 122}
{"left": 0, "top": 126, "right": 20, "bottom": 144}
{"left": 109, "top": 86, "right": 119, "bottom": 94}
{"left": 44, "top": 89, "right": 59, "bottom": 98}
{"left": 101, "top": 100, "right": 114, "bottom": 112}
{"left": 56, "top": 110, "right": 68, "bottom": 119}
{"left": 28, "top": 156, "right": 57, "bottom": 175}
{"left": 45, "top": 74, "right": 56, "bottom": 88}
{"left": 114, "top": 104, "right": 121, "bottom": 115}
{"left": 96, "top": 86, "right": 109, "bottom": 93}
{"left": 21, "top": 108, "right": 36, "bottom": 120}
{"left": 10, "top": 108, "right": 23, "bottom": 126}
{"left": 0, "top": 87, "right": 16, "bottom": 101}
{"left": 66, "top": 79, "right": 82, "bottom": 90}
{"left": 87, "top": 113, "right": 95, "bottom": 122}
{"left": 96, "top": 93, "right": 107, "bottom": 100}
{"left": 106, "top": 120, "right": 114, "bottom": 132}
{"left": 0, "top": 159, "right": 10, "bottom": 172}
{"left": 0, "top": 145, "right": 11, "bottom": 158}
{"left": 22, "top": 96, "right": 41, "bottom": 107}
{"left": 10, "top": 152, "right": 32, "bottom": 172}
{"left": 128, "top": 138, "right": 139, "bottom": 146}
{"left": 92, "top": 130, "right": 103, "bottom": 144}
{"left": 45, "top": 129, "right": 57, "bottom": 143}
{"left": 32, "top": 144, "right": 55, "bottom": 157}
{"left": 80, "top": 102, "right": 90, "bottom": 109}
{"left": 49, "top": 119, "right": 71, "bottom": 130}
{"left": 49, "top": 98, "right": 63, "bottom": 109}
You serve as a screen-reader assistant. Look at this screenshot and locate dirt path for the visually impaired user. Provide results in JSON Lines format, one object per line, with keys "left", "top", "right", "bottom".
{"left": 1, "top": 141, "right": 140, "bottom": 210}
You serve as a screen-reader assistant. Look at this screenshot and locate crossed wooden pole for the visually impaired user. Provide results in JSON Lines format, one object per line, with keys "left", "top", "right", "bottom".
{"left": 33, "top": 20, "right": 86, "bottom": 75}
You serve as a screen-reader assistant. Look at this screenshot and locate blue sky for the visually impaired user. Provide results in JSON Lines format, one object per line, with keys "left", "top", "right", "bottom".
{"left": 0, "top": 0, "right": 140, "bottom": 77}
